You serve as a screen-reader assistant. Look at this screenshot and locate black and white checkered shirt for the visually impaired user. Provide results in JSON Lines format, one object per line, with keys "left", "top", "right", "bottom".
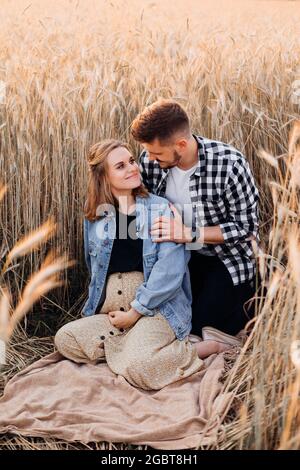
{"left": 139, "top": 135, "right": 259, "bottom": 286}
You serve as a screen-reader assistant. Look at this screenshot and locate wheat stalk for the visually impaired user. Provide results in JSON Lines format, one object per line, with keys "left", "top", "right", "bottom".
{"left": 0, "top": 183, "right": 75, "bottom": 365}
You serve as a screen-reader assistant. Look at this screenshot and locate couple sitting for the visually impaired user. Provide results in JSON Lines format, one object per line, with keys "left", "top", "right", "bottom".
{"left": 55, "top": 99, "right": 259, "bottom": 390}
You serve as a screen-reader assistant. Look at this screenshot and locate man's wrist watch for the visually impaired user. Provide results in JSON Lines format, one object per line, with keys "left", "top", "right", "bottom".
{"left": 191, "top": 226, "right": 201, "bottom": 243}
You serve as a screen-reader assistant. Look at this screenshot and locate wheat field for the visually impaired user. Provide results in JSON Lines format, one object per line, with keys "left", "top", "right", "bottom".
{"left": 0, "top": 0, "right": 300, "bottom": 450}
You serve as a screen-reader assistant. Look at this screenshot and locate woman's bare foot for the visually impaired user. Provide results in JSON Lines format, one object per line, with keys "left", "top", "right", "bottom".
{"left": 194, "top": 340, "right": 233, "bottom": 359}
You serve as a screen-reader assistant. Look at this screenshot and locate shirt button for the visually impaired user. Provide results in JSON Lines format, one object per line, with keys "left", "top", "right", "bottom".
{"left": 100, "top": 335, "right": 105, "bottom": 340}
{"left": 109, "top": 331, "right": 114, "bottom": 336}
{"left": 119, "top": 328, "right": 125, "bottom": 333}
{"left": 118, "top": 290, "right": 122, "bottom": 295}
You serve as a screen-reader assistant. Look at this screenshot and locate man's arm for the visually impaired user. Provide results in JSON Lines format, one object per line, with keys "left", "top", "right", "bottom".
{"left": 151, "top": 158, "right": 259, "bottom": 246}
{"left": 186, "top": 159, "right": 259, "bottom": 245}
{"left": 218, "top": 158, "right": 259, "bottom": 245}
{"left": 151, "top": 205, "right": 225, "bottom": 244}
{"left": 186, "top": 225, "right": 224, "bottom": 244}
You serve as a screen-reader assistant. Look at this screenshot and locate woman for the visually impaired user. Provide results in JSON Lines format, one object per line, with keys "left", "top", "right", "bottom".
{"left": 54, "top": 139, "right": 230, "bottom": 390}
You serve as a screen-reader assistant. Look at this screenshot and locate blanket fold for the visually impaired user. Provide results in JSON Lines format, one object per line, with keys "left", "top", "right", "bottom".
{"left": 0, "top": 351, "right": 231, "bottom": 449}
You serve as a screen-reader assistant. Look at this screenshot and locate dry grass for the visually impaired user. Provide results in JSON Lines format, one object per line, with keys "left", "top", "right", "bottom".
{"left": 0, "top": 0, "right": 300, "bottom": 450}
{"left": 0, "top": 188, "right": 74, "bottom": 361}
{"left": 205, "top": 122, "right": 300, "bottom": 450}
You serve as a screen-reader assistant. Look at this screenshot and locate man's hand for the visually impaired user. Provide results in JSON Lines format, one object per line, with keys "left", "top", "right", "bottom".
{"left": 150, "top": 203, "right": 193, "bottom": 243}
{"left": 108, "top": 308, "right": 142, "bottom": 330}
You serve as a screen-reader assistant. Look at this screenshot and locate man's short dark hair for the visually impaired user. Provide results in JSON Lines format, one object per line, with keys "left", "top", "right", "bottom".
{"left": 131, "top": 98, "right": 190, "bottom": 144}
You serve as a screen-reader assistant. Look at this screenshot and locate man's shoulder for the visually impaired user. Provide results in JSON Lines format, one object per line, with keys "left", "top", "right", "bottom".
{"left": 139, "top": 148, "right": 150, "bottom": 165}
{"left": 198, "top": 136, "right": 249, "bottom": 179}
{"left": 138, "top": 150, "right": 163, "bottom": 189}
{"left": 200, "top": 136, "right": 245, "bottom": 163}
{"left": 139, "top": 149, "right": 161, "bottom": 169}
{"left": 139, "top": 148, "right": 148, "bottom": 160}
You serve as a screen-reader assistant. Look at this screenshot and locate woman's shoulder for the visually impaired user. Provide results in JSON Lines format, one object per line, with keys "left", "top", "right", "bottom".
{"left": 143, "top": 192, "right": 170, "bottom": 210}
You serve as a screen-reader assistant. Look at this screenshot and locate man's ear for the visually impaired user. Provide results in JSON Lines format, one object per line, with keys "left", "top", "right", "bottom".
{"left": 175, "top": 138, "right": 188, "bottom": 151}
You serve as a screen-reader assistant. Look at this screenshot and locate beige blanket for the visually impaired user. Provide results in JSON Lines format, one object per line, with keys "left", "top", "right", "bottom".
{"left": 0, "top": 351, "right": 232, "bottom": 449}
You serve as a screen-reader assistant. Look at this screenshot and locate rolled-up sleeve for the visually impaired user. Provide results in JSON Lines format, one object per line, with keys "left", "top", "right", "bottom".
{"left": 219, "top": 159, "right": 259, "bottom": 245}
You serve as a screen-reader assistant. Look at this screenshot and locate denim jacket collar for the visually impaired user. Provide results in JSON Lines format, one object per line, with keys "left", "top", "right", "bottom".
{"left": 95, "top": 196, "right": 147, "bottom": 235}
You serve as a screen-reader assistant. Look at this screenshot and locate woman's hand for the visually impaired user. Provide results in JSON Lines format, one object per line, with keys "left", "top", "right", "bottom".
{"left": 108, "top": 308, "right": 142, "bottom": 330}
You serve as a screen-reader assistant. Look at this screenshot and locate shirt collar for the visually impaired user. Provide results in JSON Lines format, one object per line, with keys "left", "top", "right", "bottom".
{"left": 192, "top": 134, "right": 206, "bottom": 177}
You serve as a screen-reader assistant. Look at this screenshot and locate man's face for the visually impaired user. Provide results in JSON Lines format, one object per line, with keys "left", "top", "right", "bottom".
{"left": 142, "top": 138, "right": 182, "bottom": 169}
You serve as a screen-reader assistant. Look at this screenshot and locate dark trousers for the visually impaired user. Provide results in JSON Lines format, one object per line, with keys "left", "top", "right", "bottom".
{"left": 188, "top": 252, "right": 256, "bottom": 336}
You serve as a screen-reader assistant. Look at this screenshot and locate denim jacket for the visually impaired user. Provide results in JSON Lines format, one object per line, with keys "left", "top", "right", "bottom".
{"left": 82, "top": 193, "right": 192, "bottom": 340}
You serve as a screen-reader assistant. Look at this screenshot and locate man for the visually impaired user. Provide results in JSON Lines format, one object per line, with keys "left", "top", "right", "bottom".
{"left": 131, "top": 98, "right": 259, "bottom": 356}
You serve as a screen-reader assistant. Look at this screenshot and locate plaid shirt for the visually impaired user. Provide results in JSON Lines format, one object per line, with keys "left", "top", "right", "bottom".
{"left": 139, "top": 135, "right": 259, "bottom": 286}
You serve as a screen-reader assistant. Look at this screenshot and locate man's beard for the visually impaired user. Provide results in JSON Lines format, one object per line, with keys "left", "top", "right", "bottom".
{"left": 159, "top": 150, "right": 182, "bottom": 169}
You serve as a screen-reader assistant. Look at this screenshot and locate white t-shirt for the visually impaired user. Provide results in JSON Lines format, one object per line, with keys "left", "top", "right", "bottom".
{"left": 165, "top": 163, "right": 198, "bottom": 228}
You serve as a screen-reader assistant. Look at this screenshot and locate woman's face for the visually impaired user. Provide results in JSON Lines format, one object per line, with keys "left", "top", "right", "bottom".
{"left": 106, "top": 146, "right": 141, "bottom": 193}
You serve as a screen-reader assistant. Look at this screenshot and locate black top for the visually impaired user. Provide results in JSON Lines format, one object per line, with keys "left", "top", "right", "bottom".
{"left": 107, "top": 210, "right": 143, "bottom": 275}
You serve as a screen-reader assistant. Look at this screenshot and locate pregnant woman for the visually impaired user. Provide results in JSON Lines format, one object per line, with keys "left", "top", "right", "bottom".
{"left": 55, "top": 139, "right": 205, "bottom": 390}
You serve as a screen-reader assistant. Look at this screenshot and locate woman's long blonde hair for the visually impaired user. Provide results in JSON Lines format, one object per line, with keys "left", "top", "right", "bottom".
{"left": 84, "top": 139, "right": 148, "bottom": 221}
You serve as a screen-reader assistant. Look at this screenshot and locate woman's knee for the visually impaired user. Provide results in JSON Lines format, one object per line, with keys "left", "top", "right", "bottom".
{"left": 54, "top": 323, "right": 77, "bottom": 357}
